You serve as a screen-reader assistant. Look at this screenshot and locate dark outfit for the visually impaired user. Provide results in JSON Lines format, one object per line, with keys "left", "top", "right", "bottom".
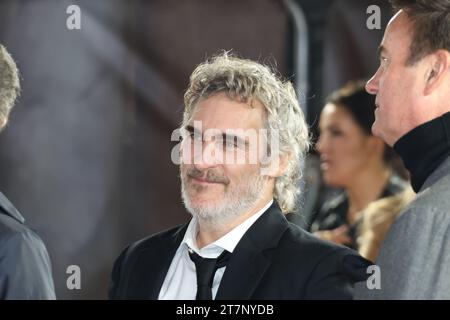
{"left": 310, "top": 175, "right": 405, "bottom": 249}
{"left": 0, "top": 192, "right": 55, "bottom": 299}
{"left": 394, "top": 112, "right": 450, "bottom": 193}
{"left": 356, "top": 111, "right": 450, "bottom": 299}
{"left": 109, "top": 201, "right": 371, "bottom": 300}
{"left": 188, "top": 249, "right": 230, "bottom": 300}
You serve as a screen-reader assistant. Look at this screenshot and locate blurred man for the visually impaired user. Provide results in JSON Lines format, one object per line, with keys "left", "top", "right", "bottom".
{"left": 0, "top": 44, "right": 55, "bottom": 299}
{"left": 109, "top": 53, "right": 370, "bottom": 300}
{"left": 356, "top": 0, "right": 450, "bottom": 299}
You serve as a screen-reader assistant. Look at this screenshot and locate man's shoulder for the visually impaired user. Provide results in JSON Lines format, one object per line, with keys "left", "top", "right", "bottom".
{"left": 0, "top": 214, "right": 55, "bottom": 299}
{"left": 278, "top": 222, "right": 370, "bottom": 278}
{"left": 0, "top": 191, "right": 28, "bottom": 241}
{"left": 266, "top": 222, "right": 371, "bottom": 297}
{"left": 361, "top": 181, "right": 450, "bottom": 299}
{"left": 109, "top": 222, "right": 190, "bottom": 299}
{"left": 0, "top": 211, "right": 31, "bottom": 244}
{"left": 380, "top": 176, "right": 450, "bottom": 248}
{"left": 374, "top": 178, "right": 450, "bottom": 271}
{"left": 0, "top": 216, "right": 48, "bottom": 257}
{"left": 423, "top": 156, "right": 450, "bottom": 190}
{"left": 422, "top": 168, "right": 450, "bottom": 205}
{"left": 122, "top": 223, "right": 188, "bottom": 258}
{"left": 399, "top": 173, "right": 450, "bottom": 222}
{"left": 283, "top": 221, "right": 347, "bottom": 253}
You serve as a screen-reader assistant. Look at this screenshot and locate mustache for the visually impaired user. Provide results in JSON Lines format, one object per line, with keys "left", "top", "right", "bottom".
{"left": 186, "top": 168, "right": 230, "bottom": 185}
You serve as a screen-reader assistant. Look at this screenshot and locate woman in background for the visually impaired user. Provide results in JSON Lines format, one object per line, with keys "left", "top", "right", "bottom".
{"left": 311, "top": 81, "right": 406, "bottom": 249}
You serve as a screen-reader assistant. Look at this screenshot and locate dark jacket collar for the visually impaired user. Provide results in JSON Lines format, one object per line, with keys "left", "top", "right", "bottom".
{"left": 394, "top": 111, "right": 450, "bottom": 192}
{"left": 130, "top": 223, "right": 188, "bottom": 300}
{"left": 0, "top": 191, "right": 25, "bottom": 223}
{"left": 215, "top": 201, "right": 288, "bottom": 299}
{"left": 138, "top": 201, "right": 288, "bottom": 300}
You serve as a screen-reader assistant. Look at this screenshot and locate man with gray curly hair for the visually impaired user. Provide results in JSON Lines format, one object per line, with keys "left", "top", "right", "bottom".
{"left": 0, "top": 45, "right": 55, "bottom": 299}
{"left": 110, "top": 53, "right": 370, "bottom": 300}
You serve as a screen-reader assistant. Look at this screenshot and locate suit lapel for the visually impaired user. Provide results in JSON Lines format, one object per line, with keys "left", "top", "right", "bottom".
{"left": 215, "top": 240, "right": 272, "bottom": 299}
{"left": 215, "top": 202, "right": 289, "bottom": 299}
{"left": 130, "top": 224, "right": 188, "bottom": 299}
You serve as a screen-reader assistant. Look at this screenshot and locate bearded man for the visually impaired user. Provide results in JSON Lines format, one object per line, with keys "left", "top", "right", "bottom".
{"left": 109, "top": 53, "right": 370, "bottom": 300}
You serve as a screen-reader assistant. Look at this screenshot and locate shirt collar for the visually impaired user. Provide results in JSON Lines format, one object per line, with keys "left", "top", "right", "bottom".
{"left": 181, "top": 199, "right": 273, "bottom": 258}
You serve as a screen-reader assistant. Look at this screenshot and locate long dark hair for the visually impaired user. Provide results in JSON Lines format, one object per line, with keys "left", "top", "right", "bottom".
{"left": 326, "top": 81, "right": 398, "bottom": 169}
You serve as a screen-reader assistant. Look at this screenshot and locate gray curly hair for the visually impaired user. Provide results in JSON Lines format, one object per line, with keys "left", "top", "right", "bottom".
{"left": 182, "top": 53, "right": 310, "bottom": 213}
{"left": 0, "top": 45, "right": 20, "bottom": 129}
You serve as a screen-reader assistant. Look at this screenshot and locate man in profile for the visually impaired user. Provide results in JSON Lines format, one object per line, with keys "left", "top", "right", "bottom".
{"left": 0, "top": 44, "right": 55, "bottom": 299}
{"left": 109, "top": 53, "right": 370, "bottom": 300}
{"left": 356, "top": 0, "right": 450, "bottom": 299}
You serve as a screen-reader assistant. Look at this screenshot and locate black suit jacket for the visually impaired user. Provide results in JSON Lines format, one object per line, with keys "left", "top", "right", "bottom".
{"left": 109, "top": 202, "right": 371, "bottom": 299}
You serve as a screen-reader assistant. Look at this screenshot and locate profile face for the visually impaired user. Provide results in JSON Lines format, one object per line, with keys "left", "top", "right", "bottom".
{"left": 316, "top": 103, "right": 374, "bottom": 188}
{"left": 365, "top": 10, "right": 421, "bottom": 146}
{"left": 179, "top": 93, "right": 269, "bottom": 220}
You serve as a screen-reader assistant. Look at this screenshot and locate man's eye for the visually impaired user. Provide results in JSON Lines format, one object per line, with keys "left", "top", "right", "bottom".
{"left": 194, "top": 135, "right": 203, "bottom": 142}
{"left": 224, "top": 140, "right": 237, "bottom": 148}
{"left": 188, "top": 132, "right": 203, "bottom": 142}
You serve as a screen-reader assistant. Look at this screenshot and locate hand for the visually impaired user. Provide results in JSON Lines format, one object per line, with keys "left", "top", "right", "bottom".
{"left": 314, "top": 225, "right": 352, "bottom": 245}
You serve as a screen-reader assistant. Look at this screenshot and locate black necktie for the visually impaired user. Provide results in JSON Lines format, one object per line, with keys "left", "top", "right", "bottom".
{"left": 188, "top": 248, "right": 231, "bottom": 300}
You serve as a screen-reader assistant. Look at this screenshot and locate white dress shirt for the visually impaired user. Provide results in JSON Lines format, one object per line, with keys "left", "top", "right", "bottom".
{"left": 158, "top": 199, "right": 273, "bottom": 300}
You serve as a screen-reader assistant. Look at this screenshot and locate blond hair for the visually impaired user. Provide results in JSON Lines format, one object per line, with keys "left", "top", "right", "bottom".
{"left": 357, "top": 187, "right": 416, "bottom": 262}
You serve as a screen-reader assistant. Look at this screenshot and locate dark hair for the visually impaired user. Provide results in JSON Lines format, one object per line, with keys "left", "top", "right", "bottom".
{"left": 389, "top": 0, "right": 450, "bottom": 65}
{"left": 327, "top": 81, "right": 375, "bottom": 135}
{"left": 326, "top": 81, "right": 397, "bottom": 166}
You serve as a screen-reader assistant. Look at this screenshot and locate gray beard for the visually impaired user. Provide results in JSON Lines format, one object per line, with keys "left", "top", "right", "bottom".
{"left": 181, "top": 170, "right": 267, "bottom": 231}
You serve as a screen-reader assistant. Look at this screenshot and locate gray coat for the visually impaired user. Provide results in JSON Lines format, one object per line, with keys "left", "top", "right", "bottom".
{"left": 356, "top": 156, "right": 450, "bottom": 299}
{"left": 0, "top": 192, "right": 56, "bottom": 299}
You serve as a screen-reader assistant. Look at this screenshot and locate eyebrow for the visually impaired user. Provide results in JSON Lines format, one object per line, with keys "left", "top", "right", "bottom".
{"left": 185, "top": 125, "right": 198, "bottom": 135}
{"left": 223, "top": 132, "right": 248, "bottom": 147}
{"left": 185, "top": 125, "right": 249, "bottom": 146}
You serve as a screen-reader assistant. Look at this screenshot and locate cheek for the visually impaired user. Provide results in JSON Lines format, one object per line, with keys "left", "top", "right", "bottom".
{"left": 332, "top": 138, "right": 356, "bottom": 158}
{"left": 380, "top": 69, "right": 408, "bottom": 105}
{"left": 334, "top": 139, "right": 367, "bottom": 170}
{"left": 180, "top": 139, "right": 195, "bottom": 164}
{"left": 378, "top": 70, "right": 394, "bottom": 97}
{"left": 180, "top": 164, "right": 188, "bottom": 176}
{"left": 226, "top": 164, "right": 259, "bottom": 183}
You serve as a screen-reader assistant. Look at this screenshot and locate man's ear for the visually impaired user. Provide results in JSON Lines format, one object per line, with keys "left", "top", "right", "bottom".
{"left": 424, "top": 50, "right": 450, "bottom": 95}
{"left": 263, "top": 151, "right": 291, "bottom": 178}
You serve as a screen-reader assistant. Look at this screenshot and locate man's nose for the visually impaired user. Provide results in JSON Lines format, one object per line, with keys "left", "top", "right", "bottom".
{"left": 365, "top": 73, "right": 379, "bottom": 95}
{"left": 193, "top": 140, "right": 221, "bottom": 170}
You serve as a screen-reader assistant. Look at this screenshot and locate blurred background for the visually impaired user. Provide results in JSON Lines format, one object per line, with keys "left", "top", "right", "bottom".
{"left": 0, "top": 0, "right": 393, "bottom": 299}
